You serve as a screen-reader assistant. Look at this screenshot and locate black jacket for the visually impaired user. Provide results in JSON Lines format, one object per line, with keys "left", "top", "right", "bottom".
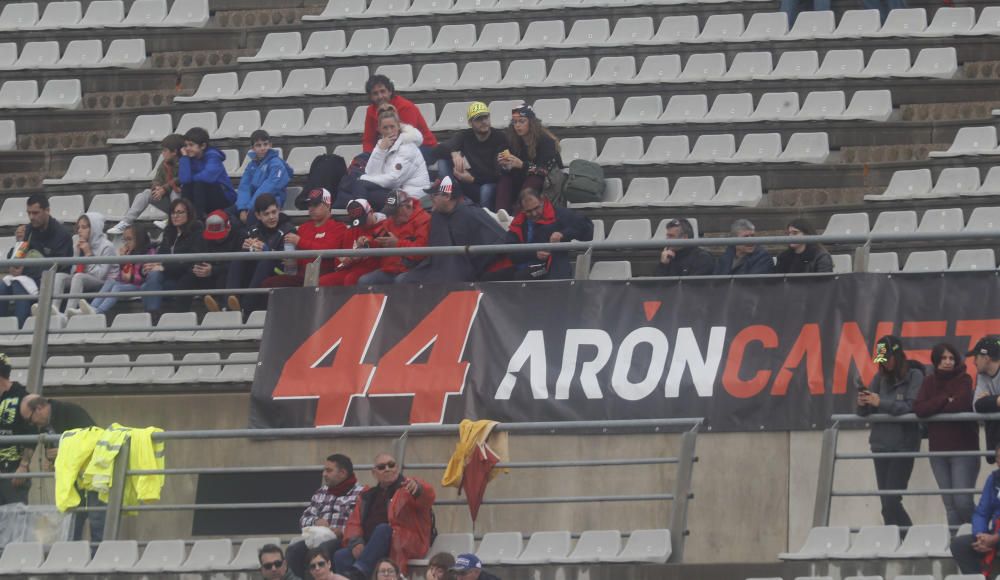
{"left": 657, "top": 246, "right": 715, "bottom": 277}
{"left": 246, "top": 213, "right": 296, "bottom": 252}
{"left": 505, "top": 201, "right": 592, "bottom": 279}
{"left": 158, "top": 221, "right": 206, "bottom": 279}
{"left": 433, "top": 129, "right": 509, "bottom": 184}
{"left": 0, "top": 382, "right": 32, "bottom": 471}
{"left": 775, "top": 245, "right": 834, "bottom": 274}
{"left": 48, "top": 399, "right": 97, "bottom": 434}
{"left": 714, "top": 246, "right": 774, "bottom": 276}
{"left": 23, "top": 219, "right": 74, "bottom": 281}
{"left": 405, "top": 200, "right": 508, "bottom": 283}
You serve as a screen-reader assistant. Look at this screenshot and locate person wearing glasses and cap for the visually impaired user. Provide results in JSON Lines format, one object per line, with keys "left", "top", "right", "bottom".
{"left": 971, "top": 337, "right": 1000, "bottom": 461}
{"left": 356, "top": 190, "right": 431, "bottom": 286}
{"left": 334, "top": 453, "right": 435, "bottom": 580}
{"left": 496, "top": 104, "right": 562, "bottom": 213}
{"left": 857, "top": 335, "right": 925, "bottom": 527}
{"left": 259, "top": 544, "right": 301, "bottom": 580}
{"left": 430, "top": 102, "right": 509, "bottom": 210}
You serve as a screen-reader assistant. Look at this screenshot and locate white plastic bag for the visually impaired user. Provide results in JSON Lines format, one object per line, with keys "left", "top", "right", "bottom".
{"left": 301, "top": 525, "right": 338, "bottom": 548}
{"left": 0, "top": 504, "right": 72, "bottom": 545}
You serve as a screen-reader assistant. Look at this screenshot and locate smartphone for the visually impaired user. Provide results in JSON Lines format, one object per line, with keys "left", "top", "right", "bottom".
{"left": 855, "top": 377, "right": 868, "bottom": 393}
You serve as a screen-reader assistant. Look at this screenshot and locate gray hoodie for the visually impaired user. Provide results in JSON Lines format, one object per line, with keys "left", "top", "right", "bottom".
{"left": 72, "top": 212, "right": 119, "bottom": 281}
{"left": 857, "top": 365, "right": 925, "bottom": 452}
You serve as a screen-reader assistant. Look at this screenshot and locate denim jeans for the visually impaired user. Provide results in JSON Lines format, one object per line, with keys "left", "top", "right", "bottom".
{"left": 930, "top": 455, "right": 980, "bottom": 527}
{"left": 778, "top": 0, "right": 831, "bottom": 26}
{"left": 73, "top": 490, "right": 105, "bottom": 542}
{"left": 0, "top": 280, "right": 34, "bottom": 326}
{"left": 90, "top": 280, "right": 140, "bottom": 314}
{"left": 333, "top": 523, "right": 392, "bottom": 576}
{"left": 140, "top": 270, "right": 165, "bottom": 312}
{"left": 951, "top": 534, "right": 986, "bottom": 574}
{"left": 357, "top": 270, "right": 400, "bottom": 286}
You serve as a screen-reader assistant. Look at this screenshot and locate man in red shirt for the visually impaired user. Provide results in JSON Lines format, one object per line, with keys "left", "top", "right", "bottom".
{"left": 319, "top": 199, "right": 390, "bottom": 287}
{"left": 362, "top": 75, "right": 437, "bottom": 154}
{"left": 357, "top": 191, "right": 430, "bottom": 286}
{"left": 261, "top": 188, "right": 345, "bottom": 288}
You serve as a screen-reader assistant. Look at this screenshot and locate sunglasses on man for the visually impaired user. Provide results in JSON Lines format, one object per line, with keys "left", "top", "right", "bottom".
{"left": 261, "top": 559, "right": 284, "bottom": 570}
{"left": 374, "top": 461, "right": 397, "bottom": 471}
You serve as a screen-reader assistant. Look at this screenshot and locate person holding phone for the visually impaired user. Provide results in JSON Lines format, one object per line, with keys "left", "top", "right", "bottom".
{"left": 857, "top": 335, "right": 925, "bottom": 527}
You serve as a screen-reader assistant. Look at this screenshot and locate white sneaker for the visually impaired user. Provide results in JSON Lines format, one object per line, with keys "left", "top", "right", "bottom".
{"left": 153, "top": 220, "right": 167, "bottom": 229}
{"left": 65, "top": 307, "right": 82, "bottom": 318}
{"left": 30, "top": 303, "right": 38, "bottom": 317}
{"left": 78, "top": 300, "right": 96, "bottom": 315}
{"left": 106, "top": 221, "right": 130, "bottom": 236}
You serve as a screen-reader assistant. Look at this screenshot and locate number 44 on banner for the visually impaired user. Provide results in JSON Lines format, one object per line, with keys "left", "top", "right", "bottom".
{"left": 272, "top": 290, "right": 483, "bottom": 426}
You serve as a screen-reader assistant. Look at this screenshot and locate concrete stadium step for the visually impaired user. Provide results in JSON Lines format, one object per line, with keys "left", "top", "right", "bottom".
{"left": 900, "top": 99, "right": 1000, "bottom": 122}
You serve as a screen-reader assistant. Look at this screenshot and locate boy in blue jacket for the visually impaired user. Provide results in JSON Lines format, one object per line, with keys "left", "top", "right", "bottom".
{"left": 233, "top": 130, "right": 292, "bottom": 226}
{"left": 952, "top": 443, "right": 1000, "bottom": 574}
{"left": 179, "top": 127, "right": 237, "bottom": 218}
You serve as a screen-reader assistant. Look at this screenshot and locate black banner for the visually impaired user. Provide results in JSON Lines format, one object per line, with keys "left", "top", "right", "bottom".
{"left": 249, "top": 273, "right": 1000, "bottom": 432}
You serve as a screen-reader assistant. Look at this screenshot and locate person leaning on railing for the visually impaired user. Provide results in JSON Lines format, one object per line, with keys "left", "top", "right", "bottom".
{"left": 913, "top": 342, "right": 980, "bottom": 527}
{"left": 856, "top": 335, "right": 925, "bottom": 528}
{"left": 950, "top": 443, "right": 1000, "bottom": 575}
{"left": 0, "top": 353, "right": 35, "bottom": 506}
{"left": 970, "top": 337, "right": 1000, "bottom": 462}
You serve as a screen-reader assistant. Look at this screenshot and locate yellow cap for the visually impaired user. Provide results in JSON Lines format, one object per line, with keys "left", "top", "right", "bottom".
{"left": 467, "top": 101, "right": 490, "bottom": 120}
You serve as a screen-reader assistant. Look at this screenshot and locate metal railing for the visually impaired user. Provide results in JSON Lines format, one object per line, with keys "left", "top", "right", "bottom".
{"left": 813, "top": 412, "right": 1000, "bottom": 528}
{"left": 8, "top": 228, "right": 1000, "bottom": 395}
{"left": 0, "top": 417, "right": 702, "bottom": 562}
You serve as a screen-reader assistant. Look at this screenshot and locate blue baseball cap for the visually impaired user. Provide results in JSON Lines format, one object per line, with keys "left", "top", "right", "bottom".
{"left": 450, "top": 554, "right": 482, "bottom": 572}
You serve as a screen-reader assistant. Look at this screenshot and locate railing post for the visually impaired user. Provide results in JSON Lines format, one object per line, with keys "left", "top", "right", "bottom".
{"left": 853, "top": 242, "right": 870, "bottom": 273}
{"left": 27, "top": 265, "right": 58, "bottom": 395}
{"left": 303, "top": 257, "right": 322, "bottom": 287}
{"left": 393, "top": 432, "right": 409, "bottom": 469}
{"left": 668, "top": 424, "right": 699, "bottom": 563}
{"left": 102, "top": 436, "right": 131, "bottom": 541}
{"left": 812, "top": 425, "right": 840, "bottom": 528}
{"left": 574, "top": 248, "right": 592, "bottom": 280}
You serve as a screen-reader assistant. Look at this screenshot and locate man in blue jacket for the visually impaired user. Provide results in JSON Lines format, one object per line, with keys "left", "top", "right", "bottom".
{"left": 233, "top": 130, "right": 292, "bottom": 226}
{"left": 952, "top": 444, "right": 1000, "bottom": 574}
{"left": 713, "top": 218, "right": 774, "bottom": 276}
{"left": 179, "top": 127, "right": 237, "bottom": 218}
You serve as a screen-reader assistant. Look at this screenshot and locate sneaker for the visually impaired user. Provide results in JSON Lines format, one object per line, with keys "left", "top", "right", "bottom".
{"left": 78, "top": 300, "right": 96, "bottom": 316}
{"left": 204, "top": 295, "right": 220, "bottom": 312}
{"left": 30, "top": 303, "right": 38, "bottom": 317}
{"left": 227, "top": 295, "right": 241, "bottom": 312}
{"left": 65, "top": 307, "right": 82, "bottom": 318}
{"left": 153, "top": 220, "right": 167, "bottom": 230}
{"left": 106, "top": 221, "right": 130, "bottom": 236}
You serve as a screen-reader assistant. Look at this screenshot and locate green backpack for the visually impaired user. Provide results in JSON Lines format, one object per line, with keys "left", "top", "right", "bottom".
{"left": 561, "top": 159, "right": 605, "bottom": 204}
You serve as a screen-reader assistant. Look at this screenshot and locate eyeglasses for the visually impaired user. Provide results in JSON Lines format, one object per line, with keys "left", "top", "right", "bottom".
{"left": 261, "top": 560, "right": 284, "bottom": 570}
{"left": 374, "top": 461, "right": 397, "bottom": 471}
{"left": 377, "top": 569, "right": 398, "bottom": 577}
{"left": 171, "top": 210, "right": 187, "bottom": 216}
{"left": 309, "top": 560, "right": 329, "bottom": 570}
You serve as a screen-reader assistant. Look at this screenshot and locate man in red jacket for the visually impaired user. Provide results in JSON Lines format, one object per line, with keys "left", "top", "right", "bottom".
{"left": 334, "top": 452, "right": 435, "bottom": 580}
{"left": 357, "top": 191, "right": 431, "bottom": 286}
{"left": 318, "top": 199, "right": 389, "bottom": 287}
{"left": 362, "top": 75, "right": 437, "bottom": 154}
{"left": 261, "top": 188, "right": 346, "bottom": 288}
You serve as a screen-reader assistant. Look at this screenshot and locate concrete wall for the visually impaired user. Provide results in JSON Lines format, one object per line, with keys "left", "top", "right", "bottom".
{"left": 28, "top": 393, "right": 982, "bottom": 564}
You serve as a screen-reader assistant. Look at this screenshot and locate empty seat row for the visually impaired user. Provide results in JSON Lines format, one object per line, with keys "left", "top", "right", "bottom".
{"left": 416, "top": 529, "right": 670, "bottom": 566}
{"left": 436, "top": 91, "right": 892, "bottom": 130}
{"left": 222, "top": 48, "right": 952, "bottom": 103}
{"left": 305, "top": 0, "right": 767, "bottom": 19}
{"left": 559, "top": 133, "right": 828, "bottom": 167}
{"left": 749, "top": 577, "right": 981, "bottom": 580}
{"left": 43, "top": 153, "right": 156, "bottom": 186}
{"left": 781, "top": 525, "right": 954, "bottom": 561}
{"left": 928, "top": 126, "right": 1000, "bottom": 158}
{"left": 865, "top": 166, "right": 1000, "bottom": 201}
{"left": 12, "top": 351, "right": 257, "bottom": 386}
{"left": 0, "top": 310, "right": 265, "bottom": 342}
{"left": 0, "top": 39, "right": 145, "bottom": 70}
{"left": 573, "top": 175, "right": 764, "bottom": 208}
{"left": 867, "top": 249, "right": 999, "bottom": 273}
{"left": 827, "top": 206, "right": 1000, "bottom": 237}
{"left": 0, "top": 0, "right": 208, "bottom": 31}
{"left": 301, "top": 6, "right": 996, "bottom": 41}
{"left": 0, "top": 537, "right": 276, "bottom": 575}
{"left": 0, "top": 79, "right": 81, "bottom": 110}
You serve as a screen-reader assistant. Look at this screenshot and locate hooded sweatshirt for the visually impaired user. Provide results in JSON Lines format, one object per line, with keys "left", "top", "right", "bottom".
{"left": 72, "top": 212, "right": 119, "bottom": 281}
{"left": 235, "top": 148, "right": 293, "bottom": 212}
{"left": 178, "top": 147, "right": 237, "bottom": 203}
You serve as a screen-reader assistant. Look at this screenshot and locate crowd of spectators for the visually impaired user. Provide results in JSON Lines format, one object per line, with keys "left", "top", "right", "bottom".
{"left": 0, "top": 73, "right": 854, "bottom": 325}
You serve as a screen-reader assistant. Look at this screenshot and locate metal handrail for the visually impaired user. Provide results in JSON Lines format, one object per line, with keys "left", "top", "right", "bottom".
{"left": 0, "top": 418, "right": 703, "bottom": 561}
{"left": 813, "top": 412, "right": 997, "bottom": 527}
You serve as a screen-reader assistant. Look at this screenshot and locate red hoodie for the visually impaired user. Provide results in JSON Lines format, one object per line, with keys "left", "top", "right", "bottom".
{"left": 363, "top": 94, "right": 438, "bottom": 153}
{"left": 379, "top": 201, "right": 430, "bottom": 274}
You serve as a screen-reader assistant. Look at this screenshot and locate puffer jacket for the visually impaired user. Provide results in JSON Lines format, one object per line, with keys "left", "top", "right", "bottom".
{"left": 178, "top": 147, "right": 237, "bottom": 203}
{"left": 360, "top": 131, "right": 430, "bottom": 200}
{"left": 235, "top": 148, "right": 293, "bottom": 212}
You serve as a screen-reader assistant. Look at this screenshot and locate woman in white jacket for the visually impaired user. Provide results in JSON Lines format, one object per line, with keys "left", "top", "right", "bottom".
{"left": 52, "top": 212, "right": 119, "bottom": 315}
{"left": 352, "top": 105, "right": 430, "bottom": 211}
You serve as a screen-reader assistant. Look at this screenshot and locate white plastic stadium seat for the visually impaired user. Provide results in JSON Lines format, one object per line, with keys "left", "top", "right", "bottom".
{"left": 681, "top": 134, "right": 735, "bottom": 163}
{"left": 698, "top": 93, "right": 752, "bottom": 123}
{"left": 740, "top": 12, "right": 787, "bottom": 41}
{"left": 108, "top": 114, "right": 172, "bottom": 144}
{"left": 411, "top": 62, "right": 458, "bottom": 90}
{"left": 918, "top": 6, "right": 974, "bottom": 37}
{"left": 43, "top": 155, "right": 108, "bottom": 185}
{"left": 586, "top": 56, "right": 636, "bottom": 85}
{"left": 602, "top": 529, "right": 671, "bottom": 563}
{"left": 900, "top": 47, "right": 957, "bottom": 79}
{"left": 812, "top": 49, "right": 865, "bottom": 79}
{"left": 50, "top": 195, "right": 86, "bottom": 223}
{"left": 559, "top": 138, "right": 598, "bottom": 163}
{"left": 12, "top": 42, "right": 59, "bottom": 69}
{"left": 473, "top": 22, "right": 520, "bottom": 50}
{"left": 552, "top": 530, "right": 622, "bottom": 563}
{"left": 567, "top": 97, "right": 615, "bottom": 127}
{"left": 545, "top": 58, "right": 590, "bottom": 85}
{"left": 239, "top": 32, "right": 302, "bottom": 62}
{"left": 929, "top": 126, "right": 998, "bottom": 158}
{"left": 262, "top": 108, "right": 305, "bottom": 136}
{"left": 0, "top": 3, "right": 40, "bottom": 30}
{"left": 38, "top": 541, "right": 91, "bottom": 574}
{"left": 562, "top": 19, "right": 611, "bottom": 47}
{"left": 606, "top": 219, "right": 651, "bottom": 242}
{"left": 796, "top": 91, "right": 846, "bottom": 120}
{"left": 22, "top": 79, "right": 81, "bottom": 109}
{"left": 71, "top": 0, "right": 124, "bottom": 28}
{"left": 158, "top": 352, "right": 221, "bottom": 384}
{"left": 281, "top": 69, "right": 326, "bottom": 98}
{"left": 146, "top": 313, "right": 198, "bottom": 343}
{"left": 83, "top": 540, "right": 139, "bottom": 573}
{"left": 626, "top": 135, "right": 688, "bottom": 165}
{"left": 917, "top": 208, "right": 964, "bottom": 233}
{"left": 175, "top": 112, "right": 217, "bottom": 136}
{"left": 677, "top": 53, "right": 726, "bottom": 82}
{"left": 374, "top": 64, "right": 414, "bottom": 89}
{"left": 825, "top": 213, "right": 870, "bottom": 236}
{"left": 642, "top": 15, "right": 699, "bottom": 45}
{"left": 174, "top": 72, "right": 238, "bottom": 102}
{"left": 777, "top": 133, "right": 829, "bottom": 163}
{"left": 56, "top": 39, "right": 103, "bottom": 67}
{"left": 433, "top": 102, "right": 472, "bottom": 131}
{"left": 631, "top": 55, "right": 681, "bottom": 84}
{"left": 692, "top": 13, "right": 744, "bottom": 43}
{"left": 611, "top": 96, "right": 661, "bottom": 125}
{"left": 519, "top": 20, "right": 564, "bottom": 48}
{"left": 965, "top": 207, "right": 1000, "bottom": 231}
{"left": 0, "top": 542, "right": 44, "bottom": 574}
{"left": 408, "top": 533, "right": 475, "bottom": 566}
{"left": 170, "top": 539, "right": 232, "bottom": 572}
{"left": 131, "top": 540, "right": 186, "bottom": 573}
{"left": 476, "top": 532, "right": 522, "bottom": 565}
{"left": 532, "top": 98, "right": 571, "bottom": 126}
{"left": 112, "top": 0, "right": 167, "bottom": 27}
{"left": 606, "top": 177, "right": 667, "bottom": 206}
{"left": 918, "top": 167, "right": 980, "bottom": 199}
{"left": 723, "top": 52, "right": 773, "bottom": 81}
{"left": 499, "top": 59, "right": 545, "bottom": 88}
{"left": 828, "top": 9, "right": 881, "bottom": 39}
{"left": 657, "top": 94, "right": 708, "bottom": 123}
{"left": 596, "top": 137, "right": 644, "bottom": 165}
{"left": 842, "top": 90, "right": 893, "bottom": 122}
{"left": 768, "top": 51, "right": 819, "bottom": 80}
{"left": 874, "top": 8, "right": 927, "bottom": 37}
{"left": 695, "top": 175, "right": 762, "bottom": 207}
{"left": 664, "top": 176, "right": 715, "bottom": 206}
{"left": 903, "top": 251, "right": 948, "bottom": 273}
{"left": 854, "top": 48, "right": 910, "bottom": 78}
{"left": 455, "top": 61, "right": 501, "bottom": 90}
{"left": 213, "top": 110, "right": 262, "bottom": 139}
{"left": 871, "top": 211, "right": 918, "bottom": 236}
{"left": 102, "top": 153, "right": 153, "bottom": 182}
{"left": 827, "top": 525, "right": 899, "bottom": 558}
{"left": 723, "top": 133, "right": 781, "bottom": 163}
{"left": 66, "top": 354, "right": 129, "bottom": 385}
{"left": 603, "top": 17, "right": 653, "bottom": 45}
{"left": 0, "top": 120, "right": 15, "bottom": 151}
{"left": 950, "top": 250, "right": 996, "bottom": 272}
{"left": 297, "top": 31, "right": 347, "bottom": 60}
{"left": 589, "top": 262, "right": 632, "bottom": 281}
{"left": 211, "top": 352, "right": 259, "bottom": 383}
{"left": 832, "top": 254, "right": 852, "bottom": 274}
{"left": 779, "top": 526, "right": 850, "bottom": 560}
{"left": 0, "top": 197, "right": 27, "bottom": 227}
{"left": 971, "top": 167, "right": 1000, "bottom": 197}
{"left": 222, "top": 538, "right": 281, "bottom": 571}
{"left": 424, "top": 24, "right": 475, "bottom": 52}
{"left": 751, "top": 92, "right": 800, "bottom": 121}
{"left": 155, "top": 0, "right": 209, "bottom": 27}
{"left": 35, "top": 2, "right": 83, "bottom": 30}
{"left": 224, "top": 70, "right": 283, "bottom": 100}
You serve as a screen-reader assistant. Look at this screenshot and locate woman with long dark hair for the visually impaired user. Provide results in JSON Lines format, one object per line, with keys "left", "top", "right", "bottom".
{"left": 774, "top": 218, "right": 833, "bottom": 274}
{"left": 914, "top": 342, "right": 979, "bottom": 526}
{"left": 857, "top": 335, "right": 925, "bottom": 527}
{"left": 495, "top": 104, "right": 561, "bottom": 213}
{"left": 140, "top": 197, "right": 205, "bottom": 315}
